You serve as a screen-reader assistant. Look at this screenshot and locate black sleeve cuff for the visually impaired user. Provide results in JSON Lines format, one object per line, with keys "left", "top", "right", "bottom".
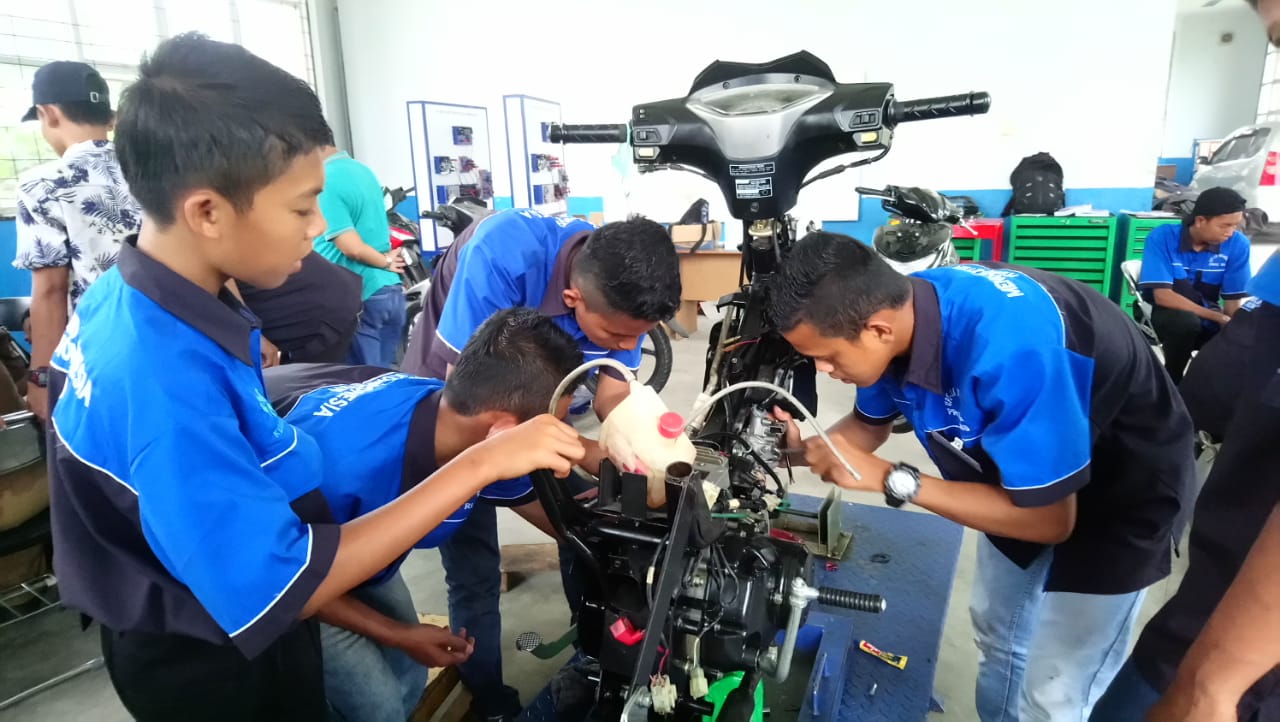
{"left": 1005, "top": 464, "right": 1091, "bottom": 508}
{"left": 854, "top": 407, "right": 900, "bottom": 426}
{"left": 1137, "top": 282, "right": 1172, "bottom": 290}
{"left": 1221, "top": 292, "right": 1250, "bottom": 300}
{"left": 228, "top": 522, "right": 340, "bottom": 659}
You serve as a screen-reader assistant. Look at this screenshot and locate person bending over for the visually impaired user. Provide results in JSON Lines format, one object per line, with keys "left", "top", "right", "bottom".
{"left": 771, "top": 232, "right": 1195, "bottom": 722}
{"left": 400, "top": 208, "right": 681, "bottom": 720}
{"left": 1138, "top": 187, "right": 1252, "bottom": 383}
{"left": 43, "top": 34, "right": 583, "bottom": 722}
{"left": 262, "top": 307, "right": 582, "bottom": 722}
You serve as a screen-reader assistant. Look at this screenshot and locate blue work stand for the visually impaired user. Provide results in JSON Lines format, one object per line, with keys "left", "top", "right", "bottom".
{"left": 517, "top": 494, "right": 964, "bottom": 722}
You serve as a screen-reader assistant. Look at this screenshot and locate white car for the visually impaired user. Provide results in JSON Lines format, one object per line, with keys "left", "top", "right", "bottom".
{"left": 1190, "top": 121, "right": 1280, "bottom": 266}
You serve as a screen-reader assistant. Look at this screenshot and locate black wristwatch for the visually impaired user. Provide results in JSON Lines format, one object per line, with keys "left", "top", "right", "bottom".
{"left": 28, "top": 367, "right": 50, "bottom": 389}
{"left": 884, "top": 462, "right": 921, "bottom": 508}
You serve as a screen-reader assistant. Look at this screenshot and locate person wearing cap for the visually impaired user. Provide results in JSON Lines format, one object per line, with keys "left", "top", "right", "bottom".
{"left": 13, "top": 61, "right": 141, "bottom": 420}
{"left": 1138, "top": 186, "right": 1253, "bottom": 383}
{"left": 1090, "top": 253, "right": 1280, "bottom": 721}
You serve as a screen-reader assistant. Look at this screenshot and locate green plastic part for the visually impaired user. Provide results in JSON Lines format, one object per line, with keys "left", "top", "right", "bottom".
{"left": 700, "top": 672, "right": 765, "bottom": 722}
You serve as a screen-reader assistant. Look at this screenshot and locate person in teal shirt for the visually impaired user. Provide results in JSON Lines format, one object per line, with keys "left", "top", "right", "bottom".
{"left": 314, "top": 147, "right": 406, "bottom": 367}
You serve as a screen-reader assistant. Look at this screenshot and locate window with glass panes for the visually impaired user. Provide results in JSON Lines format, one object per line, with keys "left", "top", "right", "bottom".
{"left": 0, "top": 1, "right": 315, "bottom": 214}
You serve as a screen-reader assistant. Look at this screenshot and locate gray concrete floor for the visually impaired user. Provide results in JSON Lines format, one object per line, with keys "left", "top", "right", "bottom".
{"left": 0, "top": 313, "right": 1188, "bottom": 721}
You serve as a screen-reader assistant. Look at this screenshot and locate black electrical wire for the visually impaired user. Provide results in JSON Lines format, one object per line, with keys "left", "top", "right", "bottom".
{"left": 697, "top": 431, "right": 787, "bottom": 496}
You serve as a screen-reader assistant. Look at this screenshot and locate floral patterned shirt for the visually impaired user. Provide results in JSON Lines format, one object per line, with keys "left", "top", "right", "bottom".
{"left": 13, "top": 139, "right": 141, "bottom": 307}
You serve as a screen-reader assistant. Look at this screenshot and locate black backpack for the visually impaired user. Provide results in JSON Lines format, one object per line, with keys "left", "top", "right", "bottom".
{"left": 1002, "top": 152, "right": 1065, "bottom": 216}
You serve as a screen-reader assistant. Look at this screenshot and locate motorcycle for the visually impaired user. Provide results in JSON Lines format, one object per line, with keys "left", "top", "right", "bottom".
{"left": 862, "top": 184, "right": 965, "bottom": 274}
{"left": 539, "top": 50, "right": 991, "bottom": 721}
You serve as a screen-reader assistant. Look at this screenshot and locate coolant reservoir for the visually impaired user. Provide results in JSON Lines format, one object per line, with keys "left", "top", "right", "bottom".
{"left": 598, "top": 380, "right": 697, "bottom": 508}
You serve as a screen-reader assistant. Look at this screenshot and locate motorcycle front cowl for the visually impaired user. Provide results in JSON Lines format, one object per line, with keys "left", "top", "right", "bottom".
{"left": 873, "top": 222, "right": 954, "bottom": 263}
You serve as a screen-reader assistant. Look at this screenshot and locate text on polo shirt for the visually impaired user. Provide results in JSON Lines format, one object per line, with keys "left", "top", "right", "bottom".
{"left": 311, "top": 372, "right": 409, "bottom": 417}
{"left": 953, "top": 264, "right": 1026, "bottom": 299}
{"left": 56, "top": 313, "right": 93, "bottom": 406}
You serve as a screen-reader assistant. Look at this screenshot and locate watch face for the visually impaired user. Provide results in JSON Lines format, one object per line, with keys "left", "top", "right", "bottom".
{"left": 886, "top": 469, "right": 917, "bottom": 497}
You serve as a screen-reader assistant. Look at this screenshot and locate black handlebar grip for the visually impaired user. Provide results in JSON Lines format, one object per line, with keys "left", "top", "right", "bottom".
{"left": 890, "top": 92, "right": 992, "bottom": 124}
{"left": 817, "top": 587, "right": 887, "bottom": 614}
{"left": 547, "top": 124, "right": 629, "bottom": 144}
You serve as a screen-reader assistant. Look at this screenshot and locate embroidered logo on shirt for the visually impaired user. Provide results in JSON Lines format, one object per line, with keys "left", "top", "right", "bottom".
{"left": 55, "top": 313, "right": 93, "bottom": 407}
{"left": 311, "top": 373, "right": 409, "bottom": 417}
{"left": 953, "top": 265, "right": 1026, "bottom": 299}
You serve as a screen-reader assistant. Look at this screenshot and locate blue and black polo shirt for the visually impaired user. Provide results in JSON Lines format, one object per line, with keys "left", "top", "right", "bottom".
{"left": 401, "top": 209, "right": 643, "bottom": 379}
{"left": 47, "top": 239, "right": 338, "bottom": 659}
{"left": 264, "top": 363, "right": 534, "bottom": 585}
{"left": 1137, "top": 222, "right": 1252, "bottom": 310}
{"left": 855, "top": 263, "right": 1196, "bottom": 594}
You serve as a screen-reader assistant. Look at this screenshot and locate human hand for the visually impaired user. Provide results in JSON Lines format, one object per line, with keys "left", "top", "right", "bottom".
{"left": 475, "top": 414, "right": 586, "bottom": 479}
{"left": 26, "top": 385, "right": 47, "bottom": 422}
{"left": 385, "top": 250, "right": 407, "bottom": 274}
{"left": 260, "top": 337, "right": 282, "bottom": 368}
{"left": 771, "top": 406, "right": 805, "bottom": 466}
{"left": 1214, "top": 312, "right": 1232, "bottom": 326}
{"left": 800, "top": 433, "right": 889, "bottom": 493}
{"left": 395, "top": 624, "right": 475, "bottom": 668}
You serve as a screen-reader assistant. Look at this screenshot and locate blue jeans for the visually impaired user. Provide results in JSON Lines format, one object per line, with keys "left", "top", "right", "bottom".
{"left": 347, "top": 284, "right": 406, "bottom": 368}
{"left": 972, "top": 536, "right": 1146, "bottom": 722}
{"left": 319, "top": 571, "right": 428, "bottom": 722}
{"left": 1088, "top": 658, "right": 1164, "bottom": 722}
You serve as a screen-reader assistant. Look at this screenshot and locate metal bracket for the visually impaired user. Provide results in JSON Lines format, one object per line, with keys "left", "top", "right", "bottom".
{"left": 776, "top": 488, "right": 853, "bottom": 560}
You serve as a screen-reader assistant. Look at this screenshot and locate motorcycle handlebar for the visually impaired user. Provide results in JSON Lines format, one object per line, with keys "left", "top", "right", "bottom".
{"left": 889, "top": 92, "right": 992, "bottom": 124}
{"left": 548, "top": 124, "right": 629, "bottom": 144}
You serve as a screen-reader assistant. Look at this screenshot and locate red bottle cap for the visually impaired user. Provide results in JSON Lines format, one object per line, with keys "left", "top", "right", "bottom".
{"left": 658, "top": 412, "right": 685, "bottom": 439}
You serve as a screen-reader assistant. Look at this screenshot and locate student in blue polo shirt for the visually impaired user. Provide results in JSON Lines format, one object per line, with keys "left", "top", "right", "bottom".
{"left": 401, "top": 209, "right": 681, "bottom": 720}
{"left": 43, "top": 34, "right": 584, "bottom": 722}
{"left": 1139, "top": 187, "right": 1253, "bottom": 382}
{"left": 770, "top": 232, "right": 1195, "bottom": 722}
{"left": 262, "top": 307, "right": 583, "bottom": 722}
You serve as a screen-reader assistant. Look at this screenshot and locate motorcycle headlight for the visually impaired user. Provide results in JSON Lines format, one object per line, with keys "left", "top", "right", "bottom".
{"left": 688, "top": 79, "right": 833, "bottom": 117}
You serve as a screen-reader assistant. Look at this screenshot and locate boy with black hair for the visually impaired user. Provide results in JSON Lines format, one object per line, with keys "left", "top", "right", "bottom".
{"left": 44, "top": 34, "right": 583, "bottom": 722}
{"left": 14, "top": 60, "right": 141, "bottom": 420}
{"left": 1138, "top": 186, "right": 1252, "bottom": 383}
{"left": 769, "top": 231, "right": 1195, "bottom": 721}
{"left": 401, "top": 208, "right": 682, "bottom": 720}
{"left": 263, "top": 307, "right": 583, "bottom": 722}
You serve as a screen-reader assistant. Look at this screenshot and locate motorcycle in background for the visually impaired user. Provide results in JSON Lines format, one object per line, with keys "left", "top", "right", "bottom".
{"left": 861, "top": 185, "right": 966, "bottom": 273}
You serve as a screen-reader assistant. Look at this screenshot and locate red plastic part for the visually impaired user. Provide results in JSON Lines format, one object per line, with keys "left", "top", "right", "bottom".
{"left": 610, "top": 617, "right": 645, "bottom": 646}
{"left": 1262, "top": 152, "right": 1279, "bottom": 187}
{"left": 658, "top": 412, "right": 685, "bottom": 439}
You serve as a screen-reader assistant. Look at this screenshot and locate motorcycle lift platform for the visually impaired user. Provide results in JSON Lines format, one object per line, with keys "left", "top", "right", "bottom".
{"left": 516, "top": 493, "right": 965, "bottom": 722}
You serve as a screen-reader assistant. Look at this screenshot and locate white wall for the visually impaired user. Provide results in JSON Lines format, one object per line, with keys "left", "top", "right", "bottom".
{"left": 338, "top": 0, "right": 1176, "bottom": 221}
{"left": 308, "top": 0, "right": 353, "bottom": 151}
{"left": 1162, "top": 4, "right": 1268, "bottom": 157}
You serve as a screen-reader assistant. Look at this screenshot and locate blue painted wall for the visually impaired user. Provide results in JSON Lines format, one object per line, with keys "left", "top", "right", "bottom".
{"left": 0, "top": 220, "right": 30, "bottom": 298}
{"left": 1158, "top": 157, "right": 1196, "bottom": 186}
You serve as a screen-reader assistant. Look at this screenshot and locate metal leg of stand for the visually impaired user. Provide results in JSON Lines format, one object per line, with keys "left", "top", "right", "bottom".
{"left": 0, "top": 657, "right": 104, "bottom": 711}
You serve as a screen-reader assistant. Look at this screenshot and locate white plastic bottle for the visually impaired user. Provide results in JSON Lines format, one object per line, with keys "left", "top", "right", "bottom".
{"left": 598, "top": 381, "right": 697, "bottom": 508}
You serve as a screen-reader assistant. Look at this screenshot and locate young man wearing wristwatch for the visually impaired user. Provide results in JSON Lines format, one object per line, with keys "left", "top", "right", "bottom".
{"left": 312, "top": 145, "right": 406, "bottom": 367}
{"left": 770, "top": 232, "right": 1196, "bottom": 722}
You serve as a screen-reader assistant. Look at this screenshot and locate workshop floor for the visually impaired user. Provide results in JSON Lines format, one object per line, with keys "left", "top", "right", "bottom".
{"left": 0, "top": 313, "right": 1189, "bottom": 722}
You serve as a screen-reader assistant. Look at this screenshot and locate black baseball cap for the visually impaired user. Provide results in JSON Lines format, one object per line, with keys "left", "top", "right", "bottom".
{"left": 21, "top": 61, "right": 111, "bottom": 122}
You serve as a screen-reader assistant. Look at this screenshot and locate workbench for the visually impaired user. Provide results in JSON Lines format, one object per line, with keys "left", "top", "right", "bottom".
{"left": 516, "top": 494, "right": 964, "bottom": 722}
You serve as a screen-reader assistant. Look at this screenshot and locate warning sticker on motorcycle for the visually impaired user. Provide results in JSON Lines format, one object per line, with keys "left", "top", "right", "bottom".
{"left": 735, "top": 177, "right": 773, "bottom": 199}
{"left": 729, "top": 162, "right": 775, "bottom": 176}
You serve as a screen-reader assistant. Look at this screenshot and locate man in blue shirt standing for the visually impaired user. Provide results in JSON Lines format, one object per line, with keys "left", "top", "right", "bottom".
{"left": 771, "top": 232, "right": 1195, "bottom": 722}
{"left": 264, "top": 308, "right": 583, "bottom": 722}
{"left": 1139, "top": 187, "right": 1253, "bottom": 382}
{"left": 313, "top": 146, "right": 406, "bottom": 367}
{"left": 44, "top": 34, "right": 585, "bottom": 721}
{"left": 401, "top": 208, "right": 681, "bottom": 720}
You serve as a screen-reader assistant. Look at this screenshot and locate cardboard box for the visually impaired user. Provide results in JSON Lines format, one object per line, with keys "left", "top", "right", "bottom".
{"left": 674, "top": 249, "right": 741, "bottom": 332}
{"left": 670, "top": 221, "right": 722, "bottom": 248}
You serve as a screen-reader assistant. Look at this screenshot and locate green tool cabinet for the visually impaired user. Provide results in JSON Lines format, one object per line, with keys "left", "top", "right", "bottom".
{"left": 1007, "top": 216, "right": 1119, "bottom": 296}
{"left": 1116, "top": 214, "right": 1181, "bottom": 313}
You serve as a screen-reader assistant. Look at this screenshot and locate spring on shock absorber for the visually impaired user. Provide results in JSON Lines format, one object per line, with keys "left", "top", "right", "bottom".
{"left": 817, "top": 587, "right": 887, "bottom": 614}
